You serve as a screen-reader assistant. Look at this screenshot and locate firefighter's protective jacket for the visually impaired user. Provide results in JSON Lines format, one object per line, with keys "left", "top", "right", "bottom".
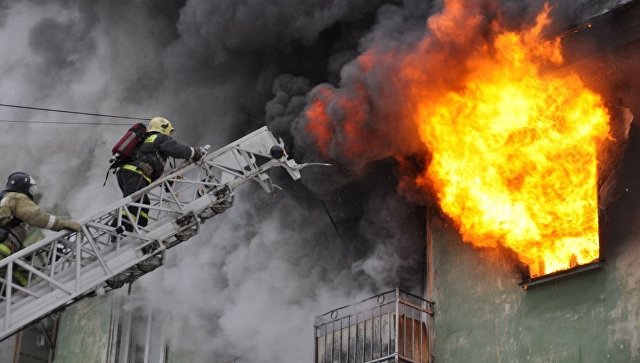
{"left": 131, "top": 132, "right": 194, "bottom": 181}
{"left": 0, "top": 192, "right": 67, "bottom": 252}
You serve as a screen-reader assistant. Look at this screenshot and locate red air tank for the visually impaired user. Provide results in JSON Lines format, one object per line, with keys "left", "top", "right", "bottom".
{"left": 111, "top": 123, "right": 147, "bottom": 161}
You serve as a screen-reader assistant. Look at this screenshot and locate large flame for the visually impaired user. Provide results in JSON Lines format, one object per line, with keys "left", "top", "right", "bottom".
{"left": 304, "top": 1, "right": 611, "bottom": 278}
{"left": 413, "top": 5, "right": 609, "bottom": 277}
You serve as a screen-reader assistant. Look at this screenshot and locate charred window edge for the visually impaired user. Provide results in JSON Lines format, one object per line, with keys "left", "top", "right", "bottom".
{"left": 519, "top": 260, "right": 602, "bottom": 290}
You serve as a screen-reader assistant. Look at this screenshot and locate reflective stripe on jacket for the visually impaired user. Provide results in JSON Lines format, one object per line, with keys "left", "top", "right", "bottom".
{"left": 0, "top": 243, "right": 12, "bottom": 257}
{"left": 120, "top": 164, "right": 152, "bottom": 184}
{"left": 132, "top": 132, "right": 194, "bottom": 181}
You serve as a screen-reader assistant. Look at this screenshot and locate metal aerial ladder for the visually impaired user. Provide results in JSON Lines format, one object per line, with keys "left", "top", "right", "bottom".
{"left": 0, "top": 126, "right": 312, "bottom": 340}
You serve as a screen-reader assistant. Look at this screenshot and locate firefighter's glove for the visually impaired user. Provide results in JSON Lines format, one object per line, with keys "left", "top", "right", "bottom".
{"left": 59, "top": 220, "right": 82, "bottom": 233}
{"left": 192, "top": 148, "right": 204, "bottom": 162}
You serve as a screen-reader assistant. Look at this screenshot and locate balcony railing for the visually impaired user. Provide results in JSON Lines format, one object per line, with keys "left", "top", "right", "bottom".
{"left": 314, "top": 289, "right": 434, "bottom": 363}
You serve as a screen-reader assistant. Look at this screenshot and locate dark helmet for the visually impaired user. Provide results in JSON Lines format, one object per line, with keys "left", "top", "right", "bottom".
{"left": 6, "top": 172, "right": 37, "bottom": 196}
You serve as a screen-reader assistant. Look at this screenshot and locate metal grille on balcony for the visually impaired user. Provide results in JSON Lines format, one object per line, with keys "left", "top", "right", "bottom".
{"left": 314, "top": 289, "right": 434, "bottom": 363}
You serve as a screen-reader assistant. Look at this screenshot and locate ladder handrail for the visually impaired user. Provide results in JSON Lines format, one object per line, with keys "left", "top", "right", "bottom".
{"left": 0, "top": 126, "right": 304, "bottom": 340}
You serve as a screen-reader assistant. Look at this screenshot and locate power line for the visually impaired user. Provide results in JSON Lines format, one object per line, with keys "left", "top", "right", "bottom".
{"left": 0, "top": 119, "right": 131, "bottom": 126}
{"left": 0, "top": 102, "right": 150, "bottom": 120}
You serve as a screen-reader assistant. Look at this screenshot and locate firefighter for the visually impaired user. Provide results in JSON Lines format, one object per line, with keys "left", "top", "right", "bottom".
{"left": 0, "top": 172, "right": 82, "bottom": 286}
{"left": 115, "top": 117, "right": 203, "bottom": 229}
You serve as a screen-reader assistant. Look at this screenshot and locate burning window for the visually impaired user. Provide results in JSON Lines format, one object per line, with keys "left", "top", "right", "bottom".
{"left": 411, "top": 8, "right": 609, "bottom": 285}
{"left": 303, "top": 3, "right": 620, "bottom": 286}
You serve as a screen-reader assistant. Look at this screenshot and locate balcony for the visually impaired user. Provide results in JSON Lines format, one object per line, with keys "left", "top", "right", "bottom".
{"left": 314, "top": 289, "right": 434, "bottom": 363}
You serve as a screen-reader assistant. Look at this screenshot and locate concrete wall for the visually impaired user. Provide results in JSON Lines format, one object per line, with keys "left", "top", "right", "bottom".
{"left": 166, "top": 349, "right": 196, "bottom": 363}
{"left": 54, "top": 296, "right": 114, "bottom": 363}
{"left": 433, "top": 219, "right": 606, "bottom": 362}
{"left": 429, "top": 122, "right": 640, "bottom": 363}
{"left": 428, "top": 2, "right": 640, "bottom": 362}
{"left": 0, "top": 336, "right": 17, "bottom": 362}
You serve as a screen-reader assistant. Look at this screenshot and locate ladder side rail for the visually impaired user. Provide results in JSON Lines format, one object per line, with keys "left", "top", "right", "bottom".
{"left": 1, "top": 159, "right": 277, "bottom": 336}
{"left": 0, "top": 174, "right": 277, "bottom": 337}
{"left": 0, "top": 127, "right": 298, "bottom": 339}
{"left": 0, "top": 126, "right": 280, "bottom": 268}
{"left": 0, "top": 181, "right": 198, "bottom": 336}
{"left": 0, "top": 143, "right": 277, "bottom": 303}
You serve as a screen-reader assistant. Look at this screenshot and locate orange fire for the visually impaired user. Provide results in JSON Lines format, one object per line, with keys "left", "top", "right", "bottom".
{"left": 413, "top": 4, "right": 609, "bottom": 277}
{"left": 305, "top": 1, "right": 611, "bottom": 278}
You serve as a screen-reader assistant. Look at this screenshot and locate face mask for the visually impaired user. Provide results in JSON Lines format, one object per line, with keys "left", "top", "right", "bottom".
{"left": 28, "top": 177, "right": 38, "bottom": 195}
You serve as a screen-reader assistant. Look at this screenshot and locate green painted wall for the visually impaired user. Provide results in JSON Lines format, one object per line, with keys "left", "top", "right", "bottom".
{"left": 430, "top": 204, "right": 640, "bottom": 363}
{"left": 428, "top": 4, "right": 640, "bottom": 361}
{"left": 166, "top": 347, "right": 196, "bottom": 363}
{"left": 54, "top": 296, "right": 113, "bottom": 363}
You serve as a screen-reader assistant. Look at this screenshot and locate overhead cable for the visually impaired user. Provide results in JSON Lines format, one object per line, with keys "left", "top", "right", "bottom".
{"left": 0, "top": 119, "right": 131, "bottom": 126}
{"left": 0, "top": 102, "right": 150, "bottom": 120}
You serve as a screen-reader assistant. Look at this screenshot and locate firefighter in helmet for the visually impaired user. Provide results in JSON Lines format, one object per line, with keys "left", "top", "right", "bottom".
{"left": 0, "top": 172, "right": 82, "bottom": 286}
{"left": 115, "top": 117, "right": 203, "bottom": 229}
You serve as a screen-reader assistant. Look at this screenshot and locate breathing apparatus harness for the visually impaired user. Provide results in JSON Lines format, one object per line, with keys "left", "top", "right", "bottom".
{"left": 0, "top": 190, "right": 28, "bottom": 253}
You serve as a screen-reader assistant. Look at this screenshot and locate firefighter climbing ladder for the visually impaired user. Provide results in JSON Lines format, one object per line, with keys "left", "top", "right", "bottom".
{"left": 0, "top": 126, "right": 310, "bottom": 340}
